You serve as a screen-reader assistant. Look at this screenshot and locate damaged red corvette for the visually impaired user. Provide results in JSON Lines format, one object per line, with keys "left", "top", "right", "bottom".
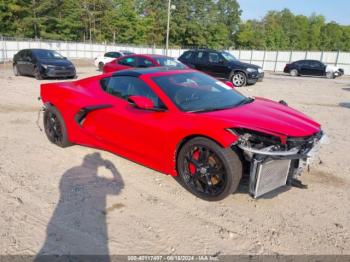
{"left": 40, "top": 67, "right": 325, "bottom": 200}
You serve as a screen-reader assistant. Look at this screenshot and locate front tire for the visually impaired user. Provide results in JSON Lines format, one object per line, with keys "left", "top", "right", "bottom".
{"left": 231, "top": 71, "right": 247, "bottom": 87}
{"left": 176, "top": 137, "right": 242, "bottom": 201}
{"left": 34, "top": 67, "right": 43, "bottom": 80}
{"left": 43, "top": 105, "right": 72, "bottom": 148}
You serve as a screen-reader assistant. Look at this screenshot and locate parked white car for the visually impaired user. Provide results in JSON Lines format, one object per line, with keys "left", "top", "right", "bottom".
{"left": 94, "top": 51, "right": 134, "bottom": 71}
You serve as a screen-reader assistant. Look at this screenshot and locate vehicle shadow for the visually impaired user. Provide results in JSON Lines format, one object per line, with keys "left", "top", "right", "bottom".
{"left": 339, "top": 102, "right": 350, "bottom": 109}
{"left": 34, "top": 152, "right": 124, "bottom": 262}
{"left": 342, "top": 88, "right": 350, "bottom": 92}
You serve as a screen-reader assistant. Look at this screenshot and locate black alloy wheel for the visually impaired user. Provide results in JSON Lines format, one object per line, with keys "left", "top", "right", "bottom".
{"left": 177, "top": 137, "right": 242, "bottom": 201}
{"left": 43, "top": 105, "right": 71, "bottom": 147}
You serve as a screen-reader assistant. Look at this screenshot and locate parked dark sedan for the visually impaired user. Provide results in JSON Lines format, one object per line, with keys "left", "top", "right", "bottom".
{"left": 179, "top": 49, "right": 264, "bottom": 87}
{"left": 284, "top": 60, "right": 344, "bottom": 79}
{"left": 13, "top": 49, "right": 76, "bottom": 80}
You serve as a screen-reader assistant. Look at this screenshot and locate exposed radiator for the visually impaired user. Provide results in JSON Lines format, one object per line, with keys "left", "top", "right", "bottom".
{"left": 250, "top": 159, "right": 291, "bottom": 198}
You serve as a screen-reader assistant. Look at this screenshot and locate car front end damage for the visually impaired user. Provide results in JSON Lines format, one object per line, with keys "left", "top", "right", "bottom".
{"left": 229, "top": 128, "right": 326, "bottom": 198}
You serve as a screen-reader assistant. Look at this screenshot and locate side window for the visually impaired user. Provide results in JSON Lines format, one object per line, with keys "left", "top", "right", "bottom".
{"left": 316, "top": 61, "right": 323, "bottom": 68}
{"left": 104, "top": 52, "right": 112, "bottom": 58}
{"left": 181, "top": 51, "right": 193, "bottom": 61}
{"left": 309, "top": 61, "right": 318, "bottom": 67}
{"left": 208, "top": 52, "right": 219, "bottom": 63}
{"left": 304, "top": 61, "right": 313, "bottom": 67}
{"left": 197, "top": 52, "right": 204, "bottom": 60}
{"left": 118, "top": 57, "right": 136, "bottom": 67}
{"left": 137, "top": 57, "right": 154, "bottom": 68}
{"left": 196, "top": 51, "right": 207, "bottom": 63}
{"left": 17, "top": 50, "right": 25, "bottom": 60}
{"left": 100, "top": 76, "right": 165, "bottom": 108}
{"left": 24, "top": 50, "right": 32, "bottom": 61}
{"left": 297, "top": 61, "right": 306, "bottom": 67}
{"left": 110, "top": 52, "right": 121, "bottom": 58}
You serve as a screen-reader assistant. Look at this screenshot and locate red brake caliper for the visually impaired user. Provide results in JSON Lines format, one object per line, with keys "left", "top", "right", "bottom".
{"left": 189, "top": 150, "right": 200, "bottom": 175}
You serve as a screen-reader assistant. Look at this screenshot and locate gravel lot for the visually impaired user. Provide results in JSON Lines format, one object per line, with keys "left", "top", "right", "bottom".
{"left": 0, "top": 64, "right": 349, "bottom": 256}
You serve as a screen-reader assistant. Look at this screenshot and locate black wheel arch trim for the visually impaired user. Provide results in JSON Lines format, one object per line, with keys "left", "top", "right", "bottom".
{"left": 231, "top": 70, "right": 247, "bottom": 77}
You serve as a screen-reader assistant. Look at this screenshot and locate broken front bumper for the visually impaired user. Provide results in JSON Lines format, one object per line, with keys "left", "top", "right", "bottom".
{"left": 237, "top": 133, "right": 326, "bottom": 198}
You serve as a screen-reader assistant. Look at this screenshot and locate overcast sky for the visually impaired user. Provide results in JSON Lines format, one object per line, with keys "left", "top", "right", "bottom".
{"left": 237, "top": 0, "right": 350, "bottom": 25}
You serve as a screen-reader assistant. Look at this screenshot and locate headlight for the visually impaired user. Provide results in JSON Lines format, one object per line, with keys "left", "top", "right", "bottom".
{"left": 247, "top": 68, "right": 257, "bottom": 73}
{"left": 41, "top": 64, "right": 51, "bottom": 70}
{"left": 229, "top": 128, "right": 282, "bottom": 146}
{"left": 258, "top": 68, "right": 263, "bottom": 73}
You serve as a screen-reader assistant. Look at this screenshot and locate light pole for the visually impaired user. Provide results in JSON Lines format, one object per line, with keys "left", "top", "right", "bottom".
{"left": 166, "top": 0, "right": 176, "bottom": 56}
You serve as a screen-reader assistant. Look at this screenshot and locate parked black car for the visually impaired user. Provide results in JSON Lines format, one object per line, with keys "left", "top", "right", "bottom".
{"left": 178, "top": 49, "right": 264, "bottom": 87}
{"left": 13, "top": 49, "right": 76, "bottom": 80}
{"left": 284, "top": 60, "right": 344, "bottom": 79}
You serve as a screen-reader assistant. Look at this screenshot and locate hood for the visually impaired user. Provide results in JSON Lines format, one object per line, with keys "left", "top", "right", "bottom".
{"left": 228, "top": 61, "right": 260, "bottom": 69}
{"left": 201, "top": 97, "right": 321, "bottom": 137}
{"left": 38, "top": 59, "right": 74, "bottom": 67}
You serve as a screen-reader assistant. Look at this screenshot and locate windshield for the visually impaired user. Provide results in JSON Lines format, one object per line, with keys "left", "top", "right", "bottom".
{"left": 221, "top": 52, "right": 237, "bottom": 62}
{"left": 33, "top": 50, "right": 65, "bottom": 60}
{"left": 152, "top": 72, "right": 248, "bottom": 112}
{"left": 153, "top": 57, "right": 186, "bottom": 69}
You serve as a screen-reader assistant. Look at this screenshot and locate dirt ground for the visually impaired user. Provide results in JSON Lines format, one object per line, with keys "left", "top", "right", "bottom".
{"left": 0, "top": 63, "right": 349, "bottom": 256}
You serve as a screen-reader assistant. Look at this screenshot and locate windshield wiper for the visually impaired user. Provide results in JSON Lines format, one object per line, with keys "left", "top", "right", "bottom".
{"left": 187, "top": 97, "right": 255, "bottom": 113}
{"left": 234, "top": 97, "right": 255, "bottom": 107}
{"left": 187, "top": 106, "right": 235, "bottom": 113}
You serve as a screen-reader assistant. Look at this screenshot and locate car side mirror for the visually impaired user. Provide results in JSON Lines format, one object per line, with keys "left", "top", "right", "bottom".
{"left": 128, "top": 96, "right": 155, "bottom": 110}
{"left": 224, "top": 81, "right": 235, "bottom": 89}
{"left": 219, "top": 59, "right": 225, "bottom": 64}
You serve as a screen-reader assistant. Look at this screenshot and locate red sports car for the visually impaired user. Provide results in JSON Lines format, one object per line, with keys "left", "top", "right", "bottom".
{"left": 41, "top": 67, "right": 325, "bottom": 200}
{"left": 103, "top": 54, "right": 186, "bottom": 73}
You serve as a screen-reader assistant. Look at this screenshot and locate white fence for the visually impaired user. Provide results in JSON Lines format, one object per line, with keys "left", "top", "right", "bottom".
{"left": 1, "top": 36, "right": 349, "bottom": 75}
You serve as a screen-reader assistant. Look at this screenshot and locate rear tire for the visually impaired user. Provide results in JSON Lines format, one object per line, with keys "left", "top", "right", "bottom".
{"left": 176, "top": 137, "right": 242, "bottom": 201}
{"left": 98, "top": 62, "right": 104, "bottom": 71}
{"left": 231, "top": 71, "right": 247, "bottom": 87}
{"left": 290, "top": 69, "right": 298, "bottom": 77}
{"left": 43, "top": 105, "right": 72, "bottom": 148}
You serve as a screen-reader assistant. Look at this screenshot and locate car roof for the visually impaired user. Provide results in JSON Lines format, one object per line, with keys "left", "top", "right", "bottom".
{"left": 20, "top": 49, "right": 57, "bottom": 52}
{"left": 295, "top": 59, "right": 322, "bottom": 63}
{"left": 125, "top": 54, "right": 172, "bottom": 58}
{"left": 112, "top": 67, "right": 192, "bottom": 77}
{"left": 186, "top": 49, "right": 225, "bottom": 52}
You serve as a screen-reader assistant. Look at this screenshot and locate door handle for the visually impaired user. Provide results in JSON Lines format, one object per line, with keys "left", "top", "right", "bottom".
{"left": 75, "top": 104, "right": 113, "bottom": 125}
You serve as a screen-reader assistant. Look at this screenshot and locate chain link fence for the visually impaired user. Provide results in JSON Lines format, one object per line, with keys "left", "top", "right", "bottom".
{"left": 1, "top": 36, "right": 349, "bottom": 75}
